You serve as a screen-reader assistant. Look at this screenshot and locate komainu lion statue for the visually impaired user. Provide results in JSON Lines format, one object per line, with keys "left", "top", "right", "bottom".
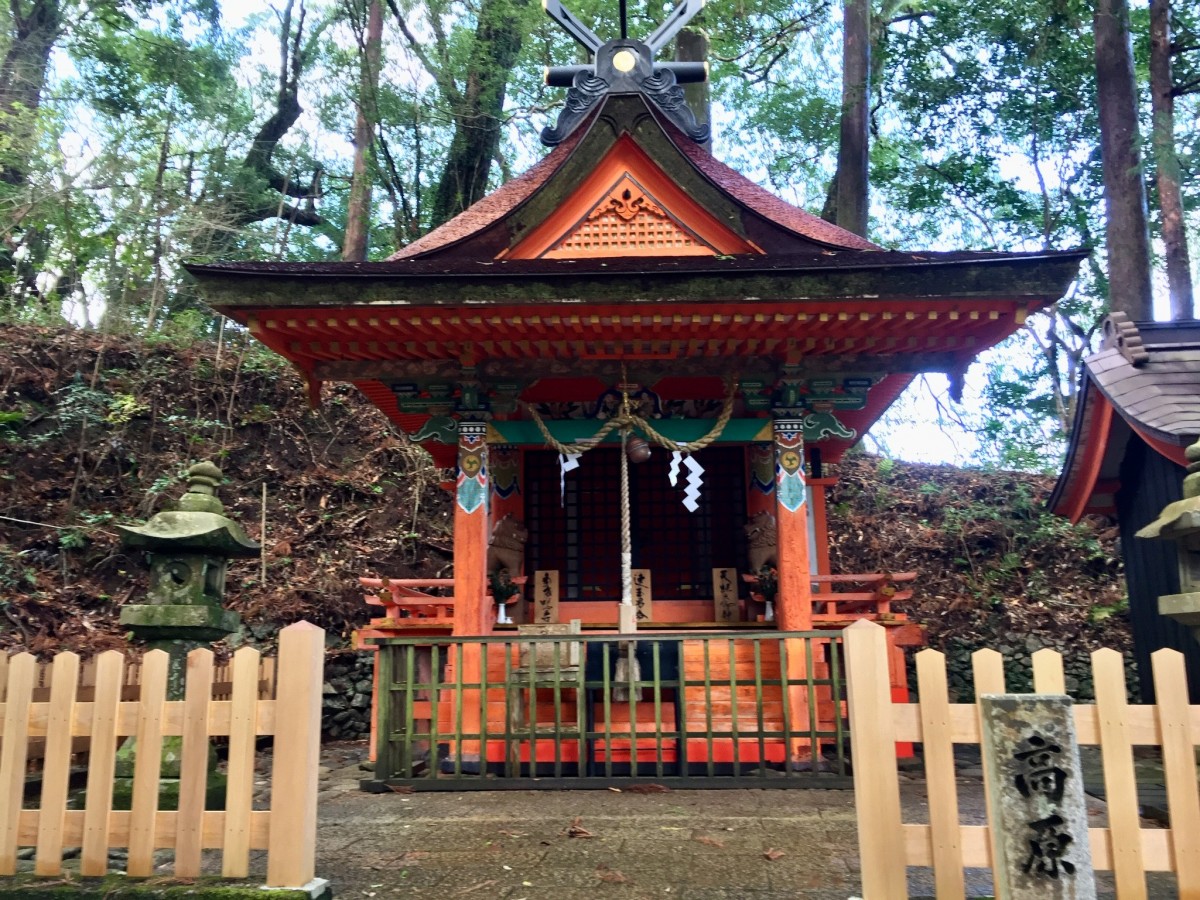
{"left": 488, "top": 514, "right": 528, "bottom": 575}
{"left": 744, "top": 511, "right": 777, "bottom": 574}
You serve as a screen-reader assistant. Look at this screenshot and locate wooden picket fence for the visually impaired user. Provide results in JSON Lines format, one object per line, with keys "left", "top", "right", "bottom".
{"left": 29, "top": 655, "right": 278, "bottom": 703}
{"left": 23, "top": 655, "right": 278, "bottom": 775}
{"left": 846, "top": 619, "right": 1200, "bottom": 899}
{"left": 0, "top": 621, "right": 323, "bottom": 888}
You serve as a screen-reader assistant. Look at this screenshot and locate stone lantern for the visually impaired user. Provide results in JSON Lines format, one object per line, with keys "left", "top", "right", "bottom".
{"left": 118, "top": 460, "right": 259, "bottom": 647}
{"left": 1136, "top": 437, "right": 1200, "bottom": 641}
{"left": 112, "top": 461, "right": 260, "bottom": 809}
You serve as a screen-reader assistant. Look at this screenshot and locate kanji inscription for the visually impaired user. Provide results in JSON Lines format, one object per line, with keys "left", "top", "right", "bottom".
{"left": 980, "top": 694, "right": 1095, "bottom": 899}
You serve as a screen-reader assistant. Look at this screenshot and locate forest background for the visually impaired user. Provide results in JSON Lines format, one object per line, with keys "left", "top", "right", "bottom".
{"left": 0, "top": 0, "right": 1195, "bottom": 694}
{"left": 2, "top": 0, "right": 1198, "bottom": 469}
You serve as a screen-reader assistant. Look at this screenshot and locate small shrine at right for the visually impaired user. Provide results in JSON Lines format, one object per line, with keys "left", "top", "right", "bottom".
{"left": 1051, "top": 313, "right": 1200, "bottom": 702}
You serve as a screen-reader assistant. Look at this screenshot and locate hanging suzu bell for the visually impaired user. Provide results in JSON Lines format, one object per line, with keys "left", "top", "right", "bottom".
{"left": 626, "top": 435, "right": 652, "bottom": 464}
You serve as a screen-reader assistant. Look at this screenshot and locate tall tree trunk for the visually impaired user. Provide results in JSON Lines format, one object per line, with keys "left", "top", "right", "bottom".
{"left": 0, "top": 0, "right": 63, "bottom": 187}
{"left": 675, "top": 28, "right": 710, "bottom": 150}
{"left": 145, "top": 113, "right": 174, "bottom": 332}
{"left": 343, "top": 0, "right": 384, "bottom": 261}
{"left": 825, "top": 0, "right": 870, "bottom": 237}
{"left": 1094, "top": 0, "right": 1154, "bottom": 321}
{"left": 428, "top": 0, "right": 529, "bottom": 226}
{"left": 1150, "top": 0, "right": 1194, "bottom": 320}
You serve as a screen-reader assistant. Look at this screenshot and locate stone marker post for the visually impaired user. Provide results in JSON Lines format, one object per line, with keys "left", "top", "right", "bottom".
{"left": 979, "top": 694, "right": 1096, "bottom": 899}
{"left": 113, "top": 461, "right": 261, "bottom": 808}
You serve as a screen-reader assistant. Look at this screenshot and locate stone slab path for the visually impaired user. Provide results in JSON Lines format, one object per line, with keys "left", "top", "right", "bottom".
{"left": 312, "top": 742, "right": 1179, "bottom": 899}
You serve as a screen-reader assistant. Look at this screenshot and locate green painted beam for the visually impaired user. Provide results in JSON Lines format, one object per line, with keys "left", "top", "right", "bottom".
{"left": 489, "top": 418, "right": 772, "bottom": 445}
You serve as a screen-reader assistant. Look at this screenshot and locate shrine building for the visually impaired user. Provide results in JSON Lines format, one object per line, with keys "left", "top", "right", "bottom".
{"left": 188, "top": 3, "right": 1085, "bottom": 785}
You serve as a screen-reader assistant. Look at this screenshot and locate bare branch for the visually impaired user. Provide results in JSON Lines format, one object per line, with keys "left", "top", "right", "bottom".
{"left": 385, "top": 0, "right": 463, "bottom": 105}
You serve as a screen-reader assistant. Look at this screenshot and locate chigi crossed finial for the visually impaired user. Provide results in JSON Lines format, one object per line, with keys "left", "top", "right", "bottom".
{"left": 540, "top": 0, "right": 710, "bottom": 147}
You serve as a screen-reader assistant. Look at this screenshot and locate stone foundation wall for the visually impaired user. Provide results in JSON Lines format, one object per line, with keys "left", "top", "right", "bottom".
{"left": 321, "top": 653, "right": 374, "bottom": 740}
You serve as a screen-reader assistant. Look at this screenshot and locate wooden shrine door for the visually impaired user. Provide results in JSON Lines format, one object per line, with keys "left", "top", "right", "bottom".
{"left": 525, "top": 447, "right": 746, "bottom": 604}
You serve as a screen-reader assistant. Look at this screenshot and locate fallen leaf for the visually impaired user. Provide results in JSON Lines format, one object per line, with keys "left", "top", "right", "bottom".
{"left": 596, "top": 866, "right": 628, "bottom": 884}
{"left": 764, "top": 848, "right": 786, "bottom": 861}
{"left": 693, "top": 835, "right": 725, "bottom": 848}
{"left": 563, "top": 816, "right": 594, "bottom": 838}
{"left": 386, "top": 784, "right": 415, "bottom": 794}
{"left": 625, "top": 783, "right": 670, "bottom": 794}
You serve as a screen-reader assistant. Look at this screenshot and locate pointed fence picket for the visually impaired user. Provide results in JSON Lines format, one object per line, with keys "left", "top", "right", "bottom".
{"left": 846, "top": 619, "right": 1200, "bottom": 899}
{"left": 0, "top": 621, "right": 323, "bottom": 888}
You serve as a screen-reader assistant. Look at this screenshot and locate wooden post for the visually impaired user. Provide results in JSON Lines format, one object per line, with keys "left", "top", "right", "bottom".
{"left": 175, "top": 649, "right": 214, "bottom": 878}
{"left": 267, "top": 621, "right": 325, "bottom": 888}
{"left": 0, "top": 654, "right": 35, "bottom": 875}
{"left": 453, "top": 421, "right": 491, "bottom": 636}
{"left": 127, "top": 649, "right": 169, "bottom": 877}
{"left": 453, "top": 421, "right": 490, "bottom": 763}
{"left": 1152, "top": 649, "right": 1200, "bottom": 894}
{"left": 772, "top": 418, "right": 812, "bottom": 631}
{"left": 223, "top": 646, "right": 262, "bottom": 877}
{"left": 915, "top": 649, "right": 964, "bottom": 898}
{"left": 35, "top": 651, "right": 79, "bottom": 876}
{"left": 80, "top": 651, "right": 123, "bottom": 876}
{"left": 844, "top": 620, "right": 906, "bottom": 898}
{"left": 971, "top": 648, "right": 1005, "bottom": 871}
{"left": 1091, "top": 649, "right": 1146, "bottom": 897}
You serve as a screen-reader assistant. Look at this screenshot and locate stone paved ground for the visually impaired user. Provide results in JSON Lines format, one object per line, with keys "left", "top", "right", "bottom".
{"left": 310, "top": 742, "right": 1179, "bottom": 899}
{"left": 9, "top": 740, "right": 1177, "bottom": 897}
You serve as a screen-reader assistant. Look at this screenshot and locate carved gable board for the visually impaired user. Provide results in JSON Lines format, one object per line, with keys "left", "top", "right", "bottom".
{"left": 545, "top": 174, "right": 713, "bottom": 257}
{"left": 505, "top": 134, "right": 760, "bottom": 260}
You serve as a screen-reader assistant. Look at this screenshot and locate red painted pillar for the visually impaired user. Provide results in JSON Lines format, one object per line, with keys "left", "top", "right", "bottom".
{"left": 453, "top": 421, "right": 491, "bottom": 636}
{"left": 773, "top": 418, "right": 814, "bottom": 762}
{"left": 452, "top": 421, "right": 490, "bottom": 767}
{"left": 773, "top": 418, "right": 813, "bottom": 631}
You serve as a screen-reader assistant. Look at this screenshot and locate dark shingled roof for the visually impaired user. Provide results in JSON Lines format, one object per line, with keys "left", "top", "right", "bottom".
{"left": 1050, "top": 319, "right": 1200, "bottom": 519}
{"left": 669, "top": 127, "right": 876, "bottom": 251}
{"left": 387, "top": 95, "right": 876, "bottom": 260}
{"left": 189, "top": 247, "right": 1086, "bottom": 280}
{"left": 1085, "top": 323, "right": 1200, "bottom": 444}
{"left": 389, "top": 128, "right": 587, "bottom": 261}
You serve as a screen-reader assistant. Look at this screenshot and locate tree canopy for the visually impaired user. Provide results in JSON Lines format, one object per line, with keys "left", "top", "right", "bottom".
{"left": 0, "top": 0, "right": 1196, "bottom": 470}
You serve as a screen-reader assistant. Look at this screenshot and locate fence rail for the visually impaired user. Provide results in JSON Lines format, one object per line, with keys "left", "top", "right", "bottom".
{"left": 21, "top": 656, "right": 278, "bottom": 775}
{"left": 846, "top": 619, "right": 1200, "bottom": 898}
{"left": 0, "top": 622, "right": 322, "bottom": 888}
{"left": 28, "top": 655, "right": 278, "bottom": 703}
{"left": 366, "top": 630, "right": 849, "bottom": 789}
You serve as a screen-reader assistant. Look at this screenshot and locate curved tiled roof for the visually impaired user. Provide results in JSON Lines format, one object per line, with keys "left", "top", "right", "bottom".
{"left": 389, "top": 130, "right": 585, "bottom": 261}
{"left": 390, "top": 96, "right": 876, "bottom": 260}
{"left": 668, "top": 127, "right": 877, "bottom": 251}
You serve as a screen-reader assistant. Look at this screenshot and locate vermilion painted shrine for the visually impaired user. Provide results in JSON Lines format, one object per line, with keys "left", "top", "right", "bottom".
{"left": 189, "top": 5, "right": 1085, "bottom": 781}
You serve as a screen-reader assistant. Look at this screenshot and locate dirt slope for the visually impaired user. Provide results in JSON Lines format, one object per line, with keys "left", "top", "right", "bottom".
{"left": 0, "top": 325, "right": 1129, "bottom": 679}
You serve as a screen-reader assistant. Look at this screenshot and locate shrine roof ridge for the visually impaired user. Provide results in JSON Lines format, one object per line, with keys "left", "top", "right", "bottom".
{"left": 385, "top": 94, "right": 880, "bottom": 259}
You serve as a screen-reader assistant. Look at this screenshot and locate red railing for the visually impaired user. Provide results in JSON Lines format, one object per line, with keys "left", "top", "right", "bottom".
{"left": 741, "top": 571, "right": 917, "bottom": 622}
